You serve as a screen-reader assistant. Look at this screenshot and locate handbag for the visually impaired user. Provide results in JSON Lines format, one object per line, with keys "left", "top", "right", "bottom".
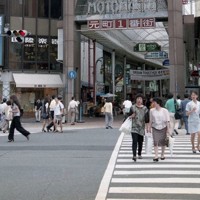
{"left": 145, "top": 133, "right": 153, "bottom": 155}
{"left": 119, "top": 118, "right": 132, "bottom": 134}
{"left": 169, "top": 136, "right": 175, "bottom": 157}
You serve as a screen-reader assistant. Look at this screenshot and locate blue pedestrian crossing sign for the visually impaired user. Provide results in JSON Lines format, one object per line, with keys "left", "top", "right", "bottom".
{"left": 68, "top": 70, "right": 77, "bottom": 79}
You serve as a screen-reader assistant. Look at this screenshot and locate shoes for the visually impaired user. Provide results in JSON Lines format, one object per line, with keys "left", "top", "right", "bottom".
{"left": 42, "top": 129, "right": 46, "bottom": 132}
{"left": 192, "top": 149, "right": 196, "bottom": 154}
{"left": 71, "top": 123, "right": 75, "bottom": 125}
{"left": 161, "top": 157, "right": 165, "bottom": 160}
{"left": 54, "top": 130, "right": 59, "bottom": 133}
{"left": 132, "top": 157, "right": 137, "bottom": 162}
{"left": 174, "top": 130, "right": 179, "bottom": 135}
{"left": 106, "top": 127, "right": 109, "bottom": 129}
{"left": 26, "top": 135, "right": 30, "bottom": 141}
{"left": 186, "top": 133, "right": 190, "bottom": 135}
{"left": 195, "top": 146, "right": 200, "bottom": 152}
{"left": 138, "top": 155, "right": 142, "bottom": 159}
{"left": 8, "top": 139, "right": 14, "bottom": 142}
{"left": 153, "top": 158, "right": 159, "bottom": 162}
{"left": 2, "top": 130, "right": 6, "bottom": 133}
{"left": 46, "top": 127, "right": 50, "bottom": 132}
{"left": 109, "top": 126, "right": 113, "bottom": 129}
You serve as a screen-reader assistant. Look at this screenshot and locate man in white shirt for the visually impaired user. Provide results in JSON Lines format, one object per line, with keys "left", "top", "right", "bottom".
{"left": 47, "top": 95, "right": 56, "bottom": 131}
{"left": 122, "top": 97, "right": 132, "bottom": 120}
{"left": 68, "top": 97, "right": 78, "bottom": 125}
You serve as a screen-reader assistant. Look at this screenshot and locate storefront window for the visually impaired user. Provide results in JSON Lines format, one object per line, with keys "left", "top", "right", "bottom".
{"left": 51, "top": 0, "right": 62, "bottom": 19}
{"left": 24, "top": 0, "right": 37, "bottom": 17}
{"left": 24, "top": 36, "right": 36, "bottom": 61}
{"left": 9, "top": 41, "right": 22, "bottom": 62}
{"left": 38, "top": 0, "right": 49, "bottom": 18}
{"left": 37, "top": 62, "right": 48, "bottom": 71}
{"left": 37, "top": 36, "right": 48, "bottom": 61}
{"left": 10, "top": 0, "right": 23, "bottom": 16}
{"left": 23, "top": 62, "right": 36, "bottom": 71}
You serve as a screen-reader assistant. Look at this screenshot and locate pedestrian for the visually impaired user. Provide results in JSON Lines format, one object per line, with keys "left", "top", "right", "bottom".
{"left": 46, "top": 95, "right": 56, "bottom": 132}
{"left": 165, "top": 93, "right": 179, "bottom": 135}
{"left": 68, "top": 97, "right": 78, "bottom": 125}
{"left": 176, "top": 95, "right": 182, "bottom": 129}
{"left": 2, "top": 100, "right": 12, "bottom": 133}
{"left": 129, "top": 94, "right": 148, "bottom": 162}
{"left": 0, "top": 98, "right": 7, "bottom": 130}
{"left": 53, "top": 96, "right": 64, "bottom": 132}
{"left": 185, "top": 91, "right": 200, "bottom": 153}
{"left": 87, "top": 98, "right": 95, "bottom": 118}
{"left": 122, "top": 96, "right": 132, "bottom": 120}
{"left": 104, "top": 98, "right": 113, "bottom": 129}
{"left": 41, "top": 97, "right": 50, "bottom": 132}
{"left": 34, "top": 99, "right": 42, "bottom": 122}
{"left": 180, "top": 93, "right": 190, "bottom": 135}
{"left": 8, "top": 95, "right": 30, "bottom": 142}
{"left": 148, "top": 97, "right": 170, "bottom": 162}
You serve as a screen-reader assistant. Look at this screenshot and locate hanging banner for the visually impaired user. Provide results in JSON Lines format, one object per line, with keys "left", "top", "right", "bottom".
{"left": 130, "top": 69, "right": 170, "bottom": 80}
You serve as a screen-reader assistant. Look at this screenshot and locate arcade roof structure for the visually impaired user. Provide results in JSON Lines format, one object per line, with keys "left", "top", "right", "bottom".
{"left": 75, "top": 0, "right": 169, "bottom": 68}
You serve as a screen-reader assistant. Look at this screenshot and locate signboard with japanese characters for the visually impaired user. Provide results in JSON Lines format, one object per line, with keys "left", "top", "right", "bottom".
{"left": 88, "top": 18, "right": 155, "bottom": 30}
{"left": 134, "top": 43, "right": 161, "bottom": 52}
{"left": 130, "top": 69, "right": 170, "bottom": 81}
{"left": 145, "top": 51, "right": 168, "bottom": 59}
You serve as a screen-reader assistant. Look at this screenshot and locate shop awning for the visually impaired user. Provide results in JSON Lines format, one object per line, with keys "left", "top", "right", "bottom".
{"left": 13, "top": 73, "right": 64, "bottom": 88}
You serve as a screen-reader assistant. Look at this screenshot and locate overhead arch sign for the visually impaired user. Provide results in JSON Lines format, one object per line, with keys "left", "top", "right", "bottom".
{"left": 87, "top": 0, "right": 166, "bottom": 15}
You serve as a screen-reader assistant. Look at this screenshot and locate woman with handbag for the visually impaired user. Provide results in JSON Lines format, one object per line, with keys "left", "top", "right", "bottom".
{"left": 185, "top": 91, "right": 200, "bottom": 153}
{"left": 129, "top": 94, "right": 148, "bottom": 162}
{"left": 148, "top": 97, "right": 170, "bottom": 162}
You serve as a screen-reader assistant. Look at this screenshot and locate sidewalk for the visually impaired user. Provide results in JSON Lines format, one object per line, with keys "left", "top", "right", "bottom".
{"left": 21, "top": 114, "right": 124, "bottom": 128}
{"left": 0, "top": 114, "right": 124, "bottom": 137}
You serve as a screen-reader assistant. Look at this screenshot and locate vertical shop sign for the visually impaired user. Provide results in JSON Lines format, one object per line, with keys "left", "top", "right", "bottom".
{"left": 0, "top": 15, "right": 4, "bottom": 66}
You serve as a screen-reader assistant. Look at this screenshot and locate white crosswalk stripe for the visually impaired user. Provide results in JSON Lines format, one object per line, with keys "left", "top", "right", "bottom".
{"left": 105, "top": 132, "right": 200, "bottom": 200}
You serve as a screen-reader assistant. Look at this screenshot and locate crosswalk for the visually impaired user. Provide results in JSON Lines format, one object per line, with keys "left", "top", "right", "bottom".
{"left": 99, "top": 132, "right": 200, "bottom": 200}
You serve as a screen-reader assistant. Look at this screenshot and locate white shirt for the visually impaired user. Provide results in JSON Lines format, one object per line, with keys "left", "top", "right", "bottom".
{"left": 104, "top": 102, "right": 113, "bottom": 114}
{"left": 54, "top": 102, "right": 64, "bottom": 116}
{"left": 68, "top": 100, "right": 78, "bottom": 111}
{"left": 150, "top": 107, "right": 170, "bottom": 130}
{"left": 123, "top": 100, "right": 132, "bottom": 108}
{"left": 49, "top": 99, "right": 56, "bottom": 111}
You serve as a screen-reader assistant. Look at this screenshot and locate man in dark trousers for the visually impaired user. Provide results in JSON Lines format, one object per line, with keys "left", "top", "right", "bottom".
{"left": 46, "top": 95, "right": 56, "bottom": 131}
{"left": 181, "top": 93, "right": 191, "bottom": 135}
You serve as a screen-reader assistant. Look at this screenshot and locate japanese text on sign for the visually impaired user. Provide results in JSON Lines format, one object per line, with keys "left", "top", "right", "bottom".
{"left": 130, "top": 69, "right": 170, "bottom": 81}
{"left": 88, "top": 18, "right": 155, "bottom": 30}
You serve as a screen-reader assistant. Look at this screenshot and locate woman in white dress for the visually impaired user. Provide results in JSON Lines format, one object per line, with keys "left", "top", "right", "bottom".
{"left": 186, "top": 91, "right": 200, "bottom": 153}
{"left": 148, "top": 97, "right": 170, "bottom": 162}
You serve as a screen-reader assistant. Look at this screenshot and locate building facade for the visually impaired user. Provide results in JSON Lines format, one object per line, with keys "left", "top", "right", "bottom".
{"left": 0, "top": 0, "right": 63, "bottom": 114}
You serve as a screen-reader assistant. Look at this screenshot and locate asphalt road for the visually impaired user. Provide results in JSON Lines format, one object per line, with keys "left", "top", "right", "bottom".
{"left": 0, "top": 127, "right": 121, "bottom": 200}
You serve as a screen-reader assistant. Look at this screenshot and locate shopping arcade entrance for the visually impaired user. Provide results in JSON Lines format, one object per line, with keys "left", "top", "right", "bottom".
{"left": 75, "top": 0, "right": 172, "bottom": 99}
